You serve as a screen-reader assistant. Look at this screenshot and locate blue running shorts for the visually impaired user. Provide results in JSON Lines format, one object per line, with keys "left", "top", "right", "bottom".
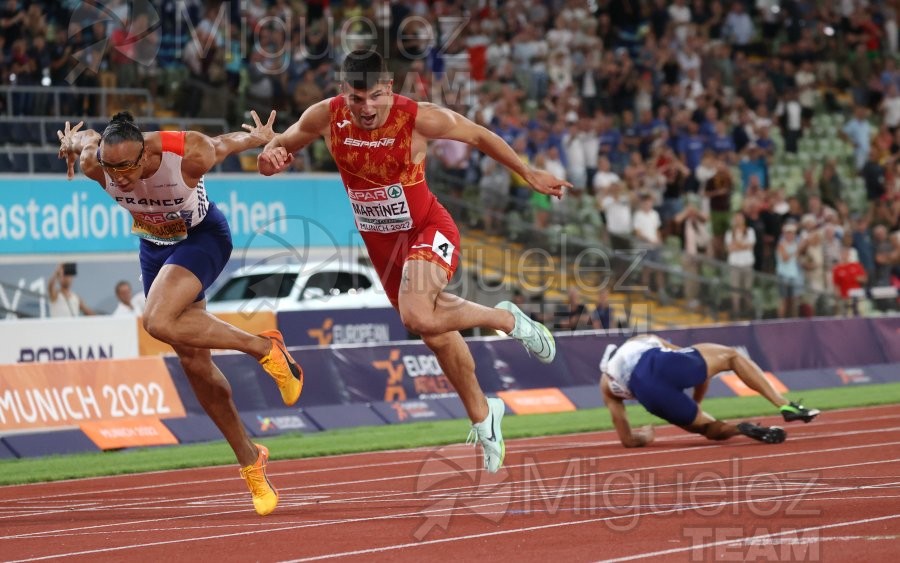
{"left": 628, "top": 347, "right": 708, "bottom": 427}
{"left": 138, "top": 202, "right": 232, "bottom": 302}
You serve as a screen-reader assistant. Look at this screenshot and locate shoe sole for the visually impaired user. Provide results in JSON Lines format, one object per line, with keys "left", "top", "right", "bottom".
{"left": 782, "top": 409, "right": 820, "bottom": 424}
{"left": 261, "top": 331, "right": 303, "bottom": 406}
{"left": 738, "top": 423, "right": 786, "bottom": 444}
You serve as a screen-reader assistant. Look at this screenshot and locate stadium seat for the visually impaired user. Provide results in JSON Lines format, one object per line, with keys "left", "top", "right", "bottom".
{"left": 0, "top": 120, "right": 12, "bottom": 145}
{"left": 219, "top": 154, "right": 243, "bottom": 172}
{"left": 42, "top": 121, "right": 60, "bottom": 145}
{"left": 10, "top": 121, "right": 41, "bottom": 146}
{"left": 0, "top": 152, "right": 13, "bottom": 172}
{"left": 10, "top": 153, "right": 30, "bottom": 172}
{"left": 32, "top": 153, "right": 67, "bottom": 173}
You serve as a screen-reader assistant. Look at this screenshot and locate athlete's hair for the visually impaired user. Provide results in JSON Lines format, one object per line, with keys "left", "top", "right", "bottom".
{"left": 340, "top": 49, "right": 391, "bottom": 90}
{"left": 102, "top": 111, "right": 143, "bottom": 145}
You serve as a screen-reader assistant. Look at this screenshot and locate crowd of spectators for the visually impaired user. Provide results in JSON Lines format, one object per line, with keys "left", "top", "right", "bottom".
{"left": 3, "top": 0, "right": 900, "bottom": 318}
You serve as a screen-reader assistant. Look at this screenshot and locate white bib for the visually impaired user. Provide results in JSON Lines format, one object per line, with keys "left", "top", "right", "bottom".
{"left": 347, "top": 183, "right": 413, "bottom": 233}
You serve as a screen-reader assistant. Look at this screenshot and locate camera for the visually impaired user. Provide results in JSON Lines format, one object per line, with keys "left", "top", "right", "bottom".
{"left": 62, "top": 263, "right": 77, "bottom": 276}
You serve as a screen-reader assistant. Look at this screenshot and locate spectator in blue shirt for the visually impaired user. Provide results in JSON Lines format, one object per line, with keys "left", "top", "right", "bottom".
{"left": 840, "top": 105, "right": 873, "bottom": 171}
{"left": 678, "top": 121, "right": 707, "bottom": 172}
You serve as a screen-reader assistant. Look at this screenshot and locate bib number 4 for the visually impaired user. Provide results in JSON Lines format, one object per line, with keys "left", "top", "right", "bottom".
{"left": 431, "top": 231, "right": 455, "bottom": 265}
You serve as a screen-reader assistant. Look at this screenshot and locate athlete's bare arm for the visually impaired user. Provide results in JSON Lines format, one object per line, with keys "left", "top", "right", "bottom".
{"left": 57, "top": 121, "right": 103, "bottom": 183}
{"left": 414, "top": 103, "right": 571, "bottom": 197}
{"left": 259, "top": 100, "right": 332, "bottom": 175}
{"left": 181, "top": 110, "right": 277, "bottom": 184}
{"left": 601, "top": 374, "right": 655, "bottom": 448}
{"left": 47, "top": 264, "right": 63, "bottom": 302}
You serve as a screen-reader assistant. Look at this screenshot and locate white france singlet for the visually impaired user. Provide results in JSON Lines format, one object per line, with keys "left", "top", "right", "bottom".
{"left": 101, "top": 131, "right": 209, "bottom": 245}
{"left": 604, "top": 336, "right": 666, "bottom": 399}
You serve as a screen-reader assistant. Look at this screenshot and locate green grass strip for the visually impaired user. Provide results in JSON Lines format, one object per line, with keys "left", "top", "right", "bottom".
{"left": 1, "top": 383, "right": 898, "bottom": 486}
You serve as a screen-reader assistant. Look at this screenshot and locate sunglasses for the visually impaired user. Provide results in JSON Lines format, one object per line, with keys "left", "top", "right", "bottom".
{"left": 97, "top": 142, "right": 145, "bottom": 173}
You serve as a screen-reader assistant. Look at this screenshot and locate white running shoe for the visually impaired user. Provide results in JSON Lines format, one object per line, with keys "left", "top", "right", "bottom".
{"left": 466, "top": 397, "right": 506, "bottom": 473}
{"left": 495, "top": 300, "right": 556, "bottom": 363}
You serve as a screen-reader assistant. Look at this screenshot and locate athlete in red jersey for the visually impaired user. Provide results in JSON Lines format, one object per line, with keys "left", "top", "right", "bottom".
{"left": 260, "top": 50, "right": 571, "bottom": 473}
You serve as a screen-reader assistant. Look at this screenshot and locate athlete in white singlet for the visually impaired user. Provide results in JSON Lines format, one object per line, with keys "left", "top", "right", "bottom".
{"left": 599, "top": 335, "right": 820, "bottom": 447}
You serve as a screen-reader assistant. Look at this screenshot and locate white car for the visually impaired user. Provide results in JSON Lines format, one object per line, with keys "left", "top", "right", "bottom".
{"left": 206, "top": 261, "right": 391, "bottom": 313}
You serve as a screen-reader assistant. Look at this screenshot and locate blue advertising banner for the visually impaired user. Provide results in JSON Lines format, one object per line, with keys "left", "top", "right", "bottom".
{"left": 0, "top": 174, "right": 360, "bottom": 254}
{"left": 277, "top": 308, "right": 407, "bottom": 347}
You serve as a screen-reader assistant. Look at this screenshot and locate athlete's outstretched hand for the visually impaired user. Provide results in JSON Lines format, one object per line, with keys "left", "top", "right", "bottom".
{"left": 257, "top": 145, "right": 294, "bottom": 176}
{"left": 242, "top": 110, "right": 277, "bottom": 144}
{"left": 57, "top": 120, "right": 84, "bottom": 180}
{"left": 634, "top": 424, "right": 655, "bottom": 446}
{"left": 528, "top": 168, "right": 572, "bottom": 198}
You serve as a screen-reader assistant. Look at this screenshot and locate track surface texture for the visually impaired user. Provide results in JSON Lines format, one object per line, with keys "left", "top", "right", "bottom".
{"left": 1, "top": 404, "right": 899, "bottom": 562}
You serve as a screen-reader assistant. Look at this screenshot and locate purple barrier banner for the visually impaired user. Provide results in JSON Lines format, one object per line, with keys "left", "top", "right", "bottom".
{"left": 157, "top": 316, "right": 900, "bottom": 411}
{"left": 0, "top": 439, "right": 15, "bottom": 459}
{"left": 2, "top": 429, "right": 100, "bottom": 458}
{"left": 167, "top": 349, "right": 349, "bottom": 414}
{"left": 303, "top": 404, "right": 387, "bottom": 430}
{"left": 240, "top": 409, "right": 320, "bottom": 436}
{"left": 369, "top": 399, "right": 455, "bottom": 424}
{"left": 488, "top": 338, "right": 583, "bottom": 388}
{"left": 162, "top": 415, "right": 222, "bottom": 444}
{"left": 683, "top": 324, "right": 765, "bottom": 364}
{"left": 330, "top": 341, "right": 511, "bottom": 403}
{"left": 559, "top": 385, "right": 605, "bottom": 409}
{"left": 870, "top": 318, "right": 900, "bottom": 362}
{"left": 276, "top": 309, "right": 407, "bottom": 347}
{"left": 430, "top": 396, "right": 468, "bottom": 419}
{"left": 775, "top": 362, "right": 900, "bottom": 391}
{"left": 750, "top": 320, "right": 823, "bottom": 371}
{"left": 556, "top": 334, "right": 624, "bottom": 387}
{"left": 809, "top": 317, "right": 889, "bottom": 367}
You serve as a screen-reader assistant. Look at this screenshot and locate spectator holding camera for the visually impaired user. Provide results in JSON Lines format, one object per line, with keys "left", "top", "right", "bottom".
{"left": 47, "top": 263, "right": 94, "bottom": 317}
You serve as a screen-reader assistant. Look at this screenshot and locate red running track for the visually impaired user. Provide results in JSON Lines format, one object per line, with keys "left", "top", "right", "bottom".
{"left": 1, "top": 404, "right": 899, "bottom": 562}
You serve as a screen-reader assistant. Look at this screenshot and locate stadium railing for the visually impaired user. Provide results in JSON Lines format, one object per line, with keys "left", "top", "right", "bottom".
{"left": 0, "top": 86, "right": 154, "bottom": 118}
{"left": 0, "top": 280, "right": 44, "bottom": 319}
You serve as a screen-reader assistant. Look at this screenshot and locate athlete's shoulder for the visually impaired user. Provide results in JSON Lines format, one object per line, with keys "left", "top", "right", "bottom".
{"left": 392, "top": 94, "right": 418, "bottom": 116}
{"left": 158, "top": 131, "right": 187, "bottom": 156}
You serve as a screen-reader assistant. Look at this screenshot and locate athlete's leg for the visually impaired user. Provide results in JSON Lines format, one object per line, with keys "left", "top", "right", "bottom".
{"left": 397, "top": 259, "right": 515, "bottom": 335}
{"left": 398, "top": 259, "right": 492, "bottom": 422}
{"left": 693, "top": 343, "right": 789, "bottom": 408}
{"left": 421, "top": 330, "right": 488, "bottom": 422}
{"left": 679, "top": 409, "right": 741, "bottom": 441}
{"left": 172, "top": 336, "right": 258, "bottom": 466}
{"left": 142, "top": 264, "right": 271, "bottom": 359}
